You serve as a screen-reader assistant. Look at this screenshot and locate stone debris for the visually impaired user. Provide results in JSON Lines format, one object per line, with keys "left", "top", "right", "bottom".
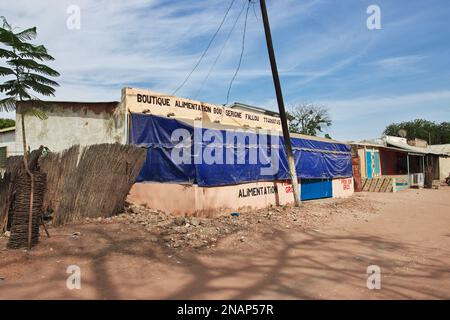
{"left": 84, "top": 195, "right": 378, "bottom": 250}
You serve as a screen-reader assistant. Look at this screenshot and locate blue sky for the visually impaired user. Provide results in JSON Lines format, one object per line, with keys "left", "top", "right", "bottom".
{"left": 1, "top": 0, "right": 449, "bottom": 141}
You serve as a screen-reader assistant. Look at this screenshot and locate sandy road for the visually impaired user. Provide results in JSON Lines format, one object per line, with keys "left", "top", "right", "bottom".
{"left": 0, "top": 187, "right": 449, "bottom": 299}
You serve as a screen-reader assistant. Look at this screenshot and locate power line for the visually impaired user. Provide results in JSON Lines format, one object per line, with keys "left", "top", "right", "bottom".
{"left": 225, "top": 0, "right": 251, "bottom": 105}
{"left": 251, "top": 0, "right": 259, "bottom": 21}
{"left": 172, "top": 0, "right": 237, "bottom": 96}
{"left": 194, "top": 0, "right": 248, "bottom": 100}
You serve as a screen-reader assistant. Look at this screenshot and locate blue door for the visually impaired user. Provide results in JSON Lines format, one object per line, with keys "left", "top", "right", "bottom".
{"left": 301, "top": 179, "right": 333, "bottom": 201}
{"left": 373, "top": 151, "right": 381, "bottom": 177}
{"left": 366, "top": 151, "right": 373, "bottom": 179}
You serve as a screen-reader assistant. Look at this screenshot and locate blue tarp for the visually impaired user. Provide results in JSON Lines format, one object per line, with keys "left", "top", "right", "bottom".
{"left": 130, "top": 113, "right": 352, "bottom": 186}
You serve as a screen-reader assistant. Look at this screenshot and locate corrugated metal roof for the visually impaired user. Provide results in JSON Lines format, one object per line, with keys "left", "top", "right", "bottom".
{"left": 229, "top": 102, "right": 280, "bottom": 117}
{"left": 386, "top": 139, "right": 446, "bottom": 155}
{"left": 428, "top": 144, "right": 450, "bottom": 155}
{"left": 350, "top": 136, "right": 448, "bottom": 156}
{"left": 350, "top": 141, "right": 414, "bottom": 153}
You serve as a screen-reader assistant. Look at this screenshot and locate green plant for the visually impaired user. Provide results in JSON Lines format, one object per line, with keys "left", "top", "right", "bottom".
{"left": 0, "top": 118, "right": 15, "bottom": 129}
{"left": 0, "top": 16, "right": 59, "bottom": 249}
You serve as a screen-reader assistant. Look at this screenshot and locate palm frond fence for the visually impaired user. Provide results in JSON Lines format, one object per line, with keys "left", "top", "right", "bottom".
{"left": 0, "top": 143, "right": 146, "bottom": 248}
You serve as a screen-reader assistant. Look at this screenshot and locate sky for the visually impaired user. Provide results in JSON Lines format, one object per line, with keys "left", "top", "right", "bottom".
{"left": 0, "top": 0, "right": 449, "bottom": 141}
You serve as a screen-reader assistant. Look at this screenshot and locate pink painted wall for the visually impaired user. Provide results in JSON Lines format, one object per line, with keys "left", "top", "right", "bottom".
{"left": 129, "top": 178, "right": 354, "bottom": 217}
{"left": 128, "top": 180, "right": 294, "bottom": 216}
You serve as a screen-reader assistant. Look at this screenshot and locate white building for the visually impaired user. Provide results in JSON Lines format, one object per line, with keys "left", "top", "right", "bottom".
{"left": 0, "top": 126, "right": 16, "bottom": 169}
{"left": 15, "top": 101, "right": 125, "bottom": 153}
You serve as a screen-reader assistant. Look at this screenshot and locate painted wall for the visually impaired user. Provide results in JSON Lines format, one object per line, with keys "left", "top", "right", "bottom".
{"left": 439, "top": 157, "right": 450, "bottom": 181}
{"left": 129, "top": 180, "right": 294, "bottom": 216}
{"left": 123, "top": 87, "right": 282, "bottom": 131}
{"left": 365, "top": 149, "right": 381, "bottom": 178}
{"left": 357, "top": 148, "right": 366, "bottom": 178}
{"left": 15, "top": 102, "right": 126, "bottom": 153}
{"left": 0, "top": 130, "right": 16, "bottom": 156}
{"left": 129, "top": 177, "right": 354, "bottom": 216}
{"left": 332, "top": 177, "right": 354, "bottom": 198}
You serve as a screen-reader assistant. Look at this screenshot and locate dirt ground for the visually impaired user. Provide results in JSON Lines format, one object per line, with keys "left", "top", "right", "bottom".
{"left": 0, "top": 187, "right": 449, "bottom": 299}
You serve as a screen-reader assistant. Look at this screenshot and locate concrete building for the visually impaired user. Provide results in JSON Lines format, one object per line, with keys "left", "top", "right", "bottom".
{"left": 428, "top": 144, "right": 450, "bottom": 180}
{"left": 15, "top": 101, "right": 126, "bottom": 153}
{"left": 125, "top": 88, "right": 353, "bottom": 215}
{"left": 6, "top": 88, "right": 354, "bottom": 216}
{"left": 351, "top": 135, "right": 448, "bottom": 192}
{"left": 0, "top": 126, "right": 16, "bottom": 170}
{"left": 229, "top": 102, "right": 280, "bottom": 118}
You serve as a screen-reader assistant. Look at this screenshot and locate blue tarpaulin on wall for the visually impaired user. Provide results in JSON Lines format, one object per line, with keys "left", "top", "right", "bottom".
{"left": 129, "top": 113, "right": 352, "bottom": 187}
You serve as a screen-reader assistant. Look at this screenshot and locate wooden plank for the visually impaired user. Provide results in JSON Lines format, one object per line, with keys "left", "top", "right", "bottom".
{"left": 386, "top": 180, "right": 394, "bottom": 192}
{"left": 375, "top": 178, "right": 384, "bottom": 192}
{"left": 382, "top": 178, "right": 391, "bottom": 192}
{"left": 362, "top": 178, "right": 369, "bottom": 191}
{"left": 387, "top": 178, "right": 393, "bottom": 192}
{"left": 369, "top": 178, "right": 378, "bottom": 192}
{"left": 380, "top": 178, "right": 389, "bottom": 192}
{"left": 365, "top": 179, "right": 372, "bottom": 191}
{"left": 373, "top": 178, "right": 381, "bottom": 192}
{"left": 366, "top": 179, "right": 372, "bottom": 191}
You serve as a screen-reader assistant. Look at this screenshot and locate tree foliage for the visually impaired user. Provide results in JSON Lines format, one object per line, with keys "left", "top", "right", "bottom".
{"left": 383, "top": 119, "right": 450, "bottom": 145}
{"left": 0, "top": 118, "right": 15, "bottom": 129}
{"left": 286, "top": 103, "right": 332, "bottom": 136}
{"left": 0, "top": 16, "right": 59, "bottom": 114}
{"left": 0, "top": 16, "right": 59, "bottom": 249}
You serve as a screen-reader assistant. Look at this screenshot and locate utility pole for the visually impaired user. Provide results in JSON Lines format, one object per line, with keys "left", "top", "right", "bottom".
{"left": 259, "top": 0, "right": 301, "bottom": 206}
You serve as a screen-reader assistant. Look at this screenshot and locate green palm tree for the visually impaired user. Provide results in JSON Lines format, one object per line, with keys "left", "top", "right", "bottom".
{"left": 0, "top": 16, "right": 59, "bottom": 249}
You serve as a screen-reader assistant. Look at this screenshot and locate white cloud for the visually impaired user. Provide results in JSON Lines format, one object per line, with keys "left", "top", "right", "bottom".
{"left": 0, "top": 0, "right": 321, "bottom": 106}
{"left": 369, "top": 55, "right": 427, "bottom": 72}
{"left": 1, "top": 0, "right": 449, "bottom": 144}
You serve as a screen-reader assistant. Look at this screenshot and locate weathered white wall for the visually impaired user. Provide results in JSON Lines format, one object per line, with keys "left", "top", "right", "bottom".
{"left": 439, "top": 157, "right": 450, "bottom": 181}
{"left": 332, "top": 177, "right": 354, "bottom": 198}
{"left": 0, "top": 130, "right": 17, "bottom": 156}
{"left": 15, "top": 102, "right": 126, "bottom": 153}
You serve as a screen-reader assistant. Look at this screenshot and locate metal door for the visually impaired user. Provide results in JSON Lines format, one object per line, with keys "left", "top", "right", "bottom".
{"left": 301, "top": 178, "right": 333, "bottom": 201}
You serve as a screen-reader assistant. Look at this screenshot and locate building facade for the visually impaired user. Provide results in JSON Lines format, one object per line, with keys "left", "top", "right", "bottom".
{"left": 0, "top": 126, "right": 16, "bottom": 170}
{"left": 351, "top": 136, "right": 448, "bottom": 192}
{"left": 15, "top": 101, "right": 126, "bottom": 154}
{"left": 8, "top": 88, "right": 354, "bottom": 216}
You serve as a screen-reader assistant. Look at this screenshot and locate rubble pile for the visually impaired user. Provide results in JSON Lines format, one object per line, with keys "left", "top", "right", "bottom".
{"left": 84, "top": 194, "right": 378, "bottom": 250}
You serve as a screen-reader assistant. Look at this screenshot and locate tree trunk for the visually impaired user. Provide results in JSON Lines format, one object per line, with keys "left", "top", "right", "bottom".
{"left": 21, "top": 112, "right": 34, "bottom": 250}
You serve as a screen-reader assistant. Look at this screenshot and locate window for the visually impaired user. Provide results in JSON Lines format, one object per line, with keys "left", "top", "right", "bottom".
{"left": 0, "top": 146, "right": 7, "bottom": 168}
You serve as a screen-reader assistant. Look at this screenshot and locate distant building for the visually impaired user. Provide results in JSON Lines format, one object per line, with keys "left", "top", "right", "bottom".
{"left": 229, "top": 102, "right": 280, "bottom": 118}
{"left": 350, "top": 135, "right": 449, "bottom": 192}
{"left": 0, "top": 126, "right": 16, "bottom": 169}
{"left": 428, "top": 144, "right": 450, "bottom": 180}
{"left": 407, "top": 138, "right": 428, "bottom": 148}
